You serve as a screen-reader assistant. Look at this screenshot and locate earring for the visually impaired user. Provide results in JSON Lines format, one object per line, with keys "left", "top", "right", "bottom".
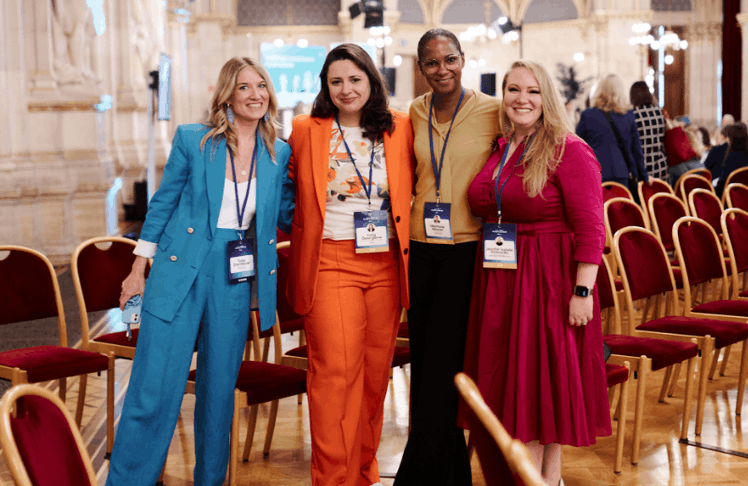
{"left": 226, "top": 105, "right": 235, "bottom": 124}
{"left": 263, "top": 112, "right": 269, "bottom": 123}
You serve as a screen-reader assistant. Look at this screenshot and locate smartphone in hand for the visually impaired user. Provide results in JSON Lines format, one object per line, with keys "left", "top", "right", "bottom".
{"left": 122, "top": 295, "right": 142, "bottom": 341}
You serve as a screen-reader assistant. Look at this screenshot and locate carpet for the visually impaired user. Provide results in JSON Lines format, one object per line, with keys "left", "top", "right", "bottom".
{"left": 0, "top": 268, "right": 109, "bottom": 397}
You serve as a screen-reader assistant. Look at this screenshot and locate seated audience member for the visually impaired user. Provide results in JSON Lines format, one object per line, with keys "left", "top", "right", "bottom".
{"left": 716, "top": 122, "right": 748, "bottom": 198}
{"left": 667, "top": 125, "right": 707, "bottom": 187}
{"left": 705, "top": 124, "right": 732, "bottom": 183}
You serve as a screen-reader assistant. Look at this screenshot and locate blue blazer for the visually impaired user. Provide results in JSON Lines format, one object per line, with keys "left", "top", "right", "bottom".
{"left": 140, "top": 123, "right": 292, "bottom": 331}
{"left": 576, "top": 108, "right": 649, "bottom": 182}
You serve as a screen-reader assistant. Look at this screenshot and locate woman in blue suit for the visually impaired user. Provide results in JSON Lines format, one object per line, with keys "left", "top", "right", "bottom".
{"left": 107, "top": 57, "right": 292, "bottom": 486}
{"left": 576, "top": 74, "right": 652, "bottom": 188}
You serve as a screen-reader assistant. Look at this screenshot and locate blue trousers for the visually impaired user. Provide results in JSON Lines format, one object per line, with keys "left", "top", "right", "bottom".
{"left": 106, "top": 229, "right": 251, "bottom": 486}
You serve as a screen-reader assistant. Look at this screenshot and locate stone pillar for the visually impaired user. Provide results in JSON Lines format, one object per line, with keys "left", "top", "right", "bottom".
{"left": 686, "top": 22, "right": 723, "bottom": 129}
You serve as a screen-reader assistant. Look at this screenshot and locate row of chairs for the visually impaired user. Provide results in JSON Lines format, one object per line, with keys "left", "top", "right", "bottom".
{"left": 1, "top": 236, "right": 412, "bottom": 485}
{"left": 600, "top": 198, "right": 748, "bottom": 466}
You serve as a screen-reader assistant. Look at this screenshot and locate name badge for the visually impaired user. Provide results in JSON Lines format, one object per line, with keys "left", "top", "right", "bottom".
{"left": 228, "top": 238, "right": 255, "bottom": 284}
{"left": 424, "top": 202, "right": 453, "bottom": 244}
{"left": 483, "top": 223, "right": 518, "bottom": 269}
{"left": 354, "top": 210, "right": 389, "bottom": 253}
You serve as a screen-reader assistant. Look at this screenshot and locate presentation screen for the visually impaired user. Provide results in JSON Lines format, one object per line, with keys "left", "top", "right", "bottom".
{"left": 260, "top": 44, "right": 326, "bottom": 109}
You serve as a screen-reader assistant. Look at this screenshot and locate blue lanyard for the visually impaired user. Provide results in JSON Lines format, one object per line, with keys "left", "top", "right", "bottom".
{"left": 228, "top": 134, "right": 257, "bottom": 237}
{"left": 494, "top": 136, "right": 532, "bottom": 225}
{"left": 428, "top": 88, "right": 465, "bottom": 203}
{"left": 334, "top": 116, "right": 376, "bottom": 207}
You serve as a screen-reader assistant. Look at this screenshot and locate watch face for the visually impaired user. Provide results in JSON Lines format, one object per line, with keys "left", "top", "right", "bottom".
{"left": 575, "top": 286, "right": 590, "bottom": 297}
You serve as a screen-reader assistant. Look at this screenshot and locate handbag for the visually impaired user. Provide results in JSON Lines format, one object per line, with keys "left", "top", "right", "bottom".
{"left": 664, "top": 123, "right": 698, "bottom": 167}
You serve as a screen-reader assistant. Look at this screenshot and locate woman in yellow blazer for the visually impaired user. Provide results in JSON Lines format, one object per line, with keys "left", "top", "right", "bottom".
{"left": 280, "top": 44, "right": 414, "bottom": 486}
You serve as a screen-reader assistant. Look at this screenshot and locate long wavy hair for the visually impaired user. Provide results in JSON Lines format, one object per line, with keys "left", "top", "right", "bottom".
{"left": 311, "top": 43, "right": 393, "bottom": 141}
{"left": 201, "top": 57, "right": 279, "bottom": 160}
{"left": 499, "top": 60, "right": 573, "bottom": 198}
{"left": 592, "top": 74, "right": 631, "bottom": 114}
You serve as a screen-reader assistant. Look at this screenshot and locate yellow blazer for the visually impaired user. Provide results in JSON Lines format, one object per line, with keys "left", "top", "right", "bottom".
{"left": 286, "top": 110, "right": 415, "bottom": 316}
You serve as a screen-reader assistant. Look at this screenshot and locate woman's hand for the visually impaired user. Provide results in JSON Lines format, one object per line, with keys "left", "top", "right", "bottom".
{"left": 119, "top": 256, "right": 148, "bottom": 310}
{"left": 568, "top": 294, "right": 594, "bottom": 327}
{"left": 647, "top": 175, "right": 655, "bottom": 186}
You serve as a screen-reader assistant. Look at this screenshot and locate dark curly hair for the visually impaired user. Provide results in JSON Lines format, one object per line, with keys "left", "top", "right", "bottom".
{"left": 311, "top": 43, "right": 393, "bottom": 141}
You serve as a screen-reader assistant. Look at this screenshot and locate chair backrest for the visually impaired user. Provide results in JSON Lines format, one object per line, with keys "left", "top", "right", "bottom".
{"left": 673, "top": 216, "right": 730, "bottom": 308}
{"left": 679, "top": 173, "right": 715, "bottom": 207}
{"left": 275, "top": 241, "right": 302, "bottom": 328}
{"left": 614, "top": 227, "right": 679, "bottom": 324}
{"left": 0, "top": 246, "right": 67, "bottom": 346}
{"left": 604, "top": 198, "right": 648, "bottom": 249}
{"left": 681, "top": 167, "right": 712, "bottom": 181}
{"left": 72, "top": 237, "right": 146, "bottom": 345}
{"left": 721, "top": 208, "right": 748, "bottom": 298}
{"left": 639, "top": 179, "right": 674, "bottom": 216}
{"left": 724, "top": 166, "right": 748, "bottom": 188}
{"left": 688, "top": 188, "right": 724, "bottom": 235}
{"left": 602, "top": 181, "right": 633, "bottom": 202}
{"left": 0, "top": 384, "right": 96, "bottom": 486}
{"left": 596, "top": 257, "right": 622, "bottom": 335}
{"left": 454, "top": 373, "right": 545, "bottom": 486}
{"left": 647, "top": 192, "right": 688, "bottom": 251}
{"left": 725, "top": 183, "right": 748, "bottom": 211}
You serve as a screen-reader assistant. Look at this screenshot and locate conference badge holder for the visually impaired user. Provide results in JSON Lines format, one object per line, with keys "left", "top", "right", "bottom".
{"left": 423, "top": 202, "right": 453, "bottom": 244}
{"left": 228, "top": 238, "right": 256, "bottom": 284}
{"left": 483, "top": 223, "right": 517, "bottom": 269}
{"left": 354, "top": 210, "right": 389, "bottom": 253}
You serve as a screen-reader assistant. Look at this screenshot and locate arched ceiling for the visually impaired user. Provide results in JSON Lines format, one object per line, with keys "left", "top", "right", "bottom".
{"left": 407, "top": 0, "right": 591, "bottom": 26}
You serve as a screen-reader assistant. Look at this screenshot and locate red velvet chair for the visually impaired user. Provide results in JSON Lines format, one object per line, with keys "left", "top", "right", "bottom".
{"left": 688, "top": 188, "right": 725, "bottom": 237}
{"left": 72, "top": 237, "right": 151, "bottom": 360}
{"left": 597, "top": 257, "right": 698, "bottom": 466}
{"left": 723, "top": 166, "right": 748, "bottom": 191}
{"left": 679, "top": 173, "right": 715, "bottom": 214}
{"left": 604, "top": 197, "right": 648, "bottom": 288}
{"left": 183, "top": 311, "right": 307, "bottom": 486}
{"left": 673, "top": 216, "right": 748, "bottom": 380}
{"left": 454, "top": 373, "right": 545, "bottom": 486}
{"left": 722, "top": 208, "right": 748, "bottom": 301}
{"left": 0, "top": 384, "right": 97, "bottom": 486}
{"left": 614, "top": 227, "right": 748, "bottom": 436}
{"left": 638, "top": 178, "right": 674, "bottom": 227}
{"left": 648, "top": 192, "right": 687, "bottom": 253}
{"left": 724, "top": 182, "right": 748, "bottom": 212}
{"left": 602, "top": 181, "right": 634, "bottom": 202}
{"left": 0, "top": 245, "right": 115, "bottom": 457}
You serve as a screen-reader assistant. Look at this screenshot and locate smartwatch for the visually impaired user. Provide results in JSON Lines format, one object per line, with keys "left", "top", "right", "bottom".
{"left": 573, "top": 285, "right": 593, "bottom": 297}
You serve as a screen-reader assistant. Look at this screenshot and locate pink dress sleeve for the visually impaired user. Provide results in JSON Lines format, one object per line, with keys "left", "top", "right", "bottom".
{"left": 554, "top": 135, "right": 605, "bottom": 264}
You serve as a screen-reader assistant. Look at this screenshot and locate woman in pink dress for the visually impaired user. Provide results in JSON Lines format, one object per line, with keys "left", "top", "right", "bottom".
{"left": 464, "top": 60, "right": 611, "bottom": 486}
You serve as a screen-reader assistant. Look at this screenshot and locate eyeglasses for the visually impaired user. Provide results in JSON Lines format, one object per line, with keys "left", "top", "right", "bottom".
{"left": 421, "top": 55, "right": 462, "bottom": 75}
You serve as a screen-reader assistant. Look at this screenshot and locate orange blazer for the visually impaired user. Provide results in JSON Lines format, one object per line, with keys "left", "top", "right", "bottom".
{"left": 286, "top": 110, "right": 415, "bottom": 316}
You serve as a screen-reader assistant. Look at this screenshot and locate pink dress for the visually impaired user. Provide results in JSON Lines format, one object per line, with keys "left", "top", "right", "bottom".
{"left": 463, "top": 134, "right": 611, "bottom": 446}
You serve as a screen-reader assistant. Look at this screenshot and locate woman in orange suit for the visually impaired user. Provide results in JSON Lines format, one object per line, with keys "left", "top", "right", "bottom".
{"left": 279, "top": 43, "right": 414, "bottom": 486}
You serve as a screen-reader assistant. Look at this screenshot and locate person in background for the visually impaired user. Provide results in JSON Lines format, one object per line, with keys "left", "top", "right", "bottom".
{"left": 667, "top": 124, "right": 707, "bottom": 187}
{"left": 576, "top": 74, "right": 653, "bottom": 194}
{"left": 464, "top": 60, "right": 611, "bottom": 486}
{"left": 716, "top": 122, "right": 748, "bottom": 198}
{"left": 629, "top": 81, "right": 670, "bottom": 181}
{"left": 705, "top": 123, "right": 732, "bottom": 183}
{"left": 394, "top": 28, "right": 501, "bottom": 486}
{"left": 716, "top": 113, "right": 736, "bottom": 144}
{"left": 282, "top": 43, "right": 414, "bottom": 486}
{"left": 108, "top": 57, "right": 291, "bottom": 486}
{"left": 698, "top": 126, "right": 712, "bottom": 156}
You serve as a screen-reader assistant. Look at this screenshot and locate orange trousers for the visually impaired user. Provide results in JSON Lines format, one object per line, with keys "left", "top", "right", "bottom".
{"left": 304, "top": 239, "right": 401, "bottom": 486}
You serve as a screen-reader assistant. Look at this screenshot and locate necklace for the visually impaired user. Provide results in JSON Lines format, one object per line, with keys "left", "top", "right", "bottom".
{"left": 240, "top": 169, "right": 247, "bottom": 176}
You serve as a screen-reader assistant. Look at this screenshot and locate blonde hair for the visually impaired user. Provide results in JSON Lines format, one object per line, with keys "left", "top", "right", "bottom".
{"left": 201, "top": 57, "right": 279, "bottom": 160}
{"left": 592, "top": 74, "right": 631, "bottom": 115}
{"left": 683, "top": 125, "right": 704, "bottom": 158}
{"left": 499, "top": 60, "right": 573, "bottom": 198}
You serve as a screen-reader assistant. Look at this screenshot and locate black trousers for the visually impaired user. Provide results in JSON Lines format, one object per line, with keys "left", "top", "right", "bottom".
{"left": 394, "top": 240, "right": 478, "bottom": 486}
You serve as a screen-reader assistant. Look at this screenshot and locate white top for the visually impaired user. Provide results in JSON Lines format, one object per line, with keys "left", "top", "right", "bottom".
{"left": 323, "top": 125, "right": 395, "bottom": 240}
{"left": 133, "top": 178, "right": 257, "bottom": 258}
